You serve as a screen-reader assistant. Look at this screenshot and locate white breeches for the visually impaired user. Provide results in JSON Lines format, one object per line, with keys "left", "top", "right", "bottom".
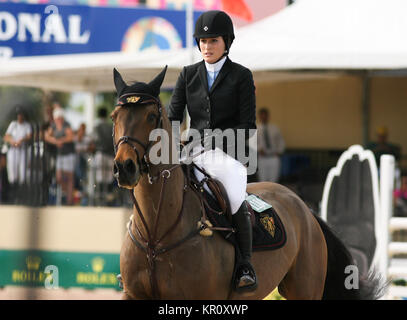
{"left": 258, "top": 155, "right": 281, "bottom": 182}
{"left": 7, "top": 147, "right": 29, "bottom": 184}
{"left": 192, "top": 146, "right": 247, "bottom": 214}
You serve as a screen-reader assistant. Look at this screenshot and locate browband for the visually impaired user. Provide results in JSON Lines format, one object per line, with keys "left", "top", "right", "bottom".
{"left": 116, "top": 92, "right": 162, "bottom": 111}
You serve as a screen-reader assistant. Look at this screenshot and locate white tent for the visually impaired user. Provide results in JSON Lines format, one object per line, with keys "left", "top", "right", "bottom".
{"left": 2, "top": 0, "right": 407, "bottom": 92}
{"left": 0, "top": 47, "right": 334, "bottom": 92}
{"left": 0, "top": 49, "right": 197, "bottom": 92}
{"left": 230, "top": 0, "right": 407, "bottom": 71}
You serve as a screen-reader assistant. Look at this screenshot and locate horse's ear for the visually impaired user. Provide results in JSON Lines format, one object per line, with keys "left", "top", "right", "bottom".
{"left": 149, "top": 65, "right": 167, "bottom": 97}
{"left": 113, "top": 68, "right": 127, "bottom": 95}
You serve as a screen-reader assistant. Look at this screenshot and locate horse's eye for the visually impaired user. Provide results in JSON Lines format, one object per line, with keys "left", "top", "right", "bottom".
{"left": 147, "top": 113, "right": 157, "bottom": 124}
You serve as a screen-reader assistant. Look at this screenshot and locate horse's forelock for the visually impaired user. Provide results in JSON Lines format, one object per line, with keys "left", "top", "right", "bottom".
{"left": 110, "top": 106, "right": 122, "bottom": 120}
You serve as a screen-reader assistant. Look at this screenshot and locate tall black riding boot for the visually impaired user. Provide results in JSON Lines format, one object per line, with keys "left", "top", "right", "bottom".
{"left": 232, "top": 201, "right": 257, "bottom": 292}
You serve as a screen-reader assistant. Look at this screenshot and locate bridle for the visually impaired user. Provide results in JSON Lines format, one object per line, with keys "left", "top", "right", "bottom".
{"left": 113, "top": 93, "right": 233, "bottom": 299}
{"left": 113, "top": 93, "right": 165, "bottom": 184}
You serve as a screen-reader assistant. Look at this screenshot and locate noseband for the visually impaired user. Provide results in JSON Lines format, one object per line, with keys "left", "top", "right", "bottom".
{"left": 113, "top": 93, "right": 163, "bottom": 184}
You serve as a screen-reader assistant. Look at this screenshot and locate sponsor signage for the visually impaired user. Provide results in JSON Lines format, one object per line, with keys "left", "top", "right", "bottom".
{"left": 0, "top": 249, "right": 121, "bottom": 290}
{"left": 0, "top": 2, "right": 201, "bottom": 58}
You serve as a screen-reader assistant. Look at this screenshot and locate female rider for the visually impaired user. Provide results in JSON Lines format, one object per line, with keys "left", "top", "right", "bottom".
{"left": 168, "top": 10, "right": 257, "bottom": 292}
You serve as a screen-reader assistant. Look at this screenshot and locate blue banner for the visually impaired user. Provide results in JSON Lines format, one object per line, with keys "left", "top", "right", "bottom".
{"left": 0, "top": 2, "right": 201, "bottom": 57}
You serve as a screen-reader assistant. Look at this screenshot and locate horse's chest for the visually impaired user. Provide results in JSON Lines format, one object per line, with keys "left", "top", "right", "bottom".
{"left": 121, "top": 237, "right": 225, "bottom": 299}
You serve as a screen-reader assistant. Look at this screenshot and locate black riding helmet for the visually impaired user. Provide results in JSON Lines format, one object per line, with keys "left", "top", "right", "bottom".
{"left": 193, "top": 10, "right": 235, "bottom": 54}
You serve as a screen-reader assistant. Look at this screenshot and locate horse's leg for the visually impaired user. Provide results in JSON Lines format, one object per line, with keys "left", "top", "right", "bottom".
{"left": 120, "top": 290, "right": 152, "bottom": 300}
{"left": 121, "top": 292, "right": 134, "bottom": 300}
{"left": 228, "top": 248, "right": 299, "bottom": 300}
{"left": 278, "top": 213, "right": 328, "bottom": 300}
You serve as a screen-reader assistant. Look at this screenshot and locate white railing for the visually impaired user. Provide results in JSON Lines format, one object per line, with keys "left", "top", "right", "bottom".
{"left": 388, "top": 285, "right": 407, "bottom": 299}
{"left": 379, "top": 155, "right": 407, "bottom": 300}
{"left": 388, "top": 241, "right": 407, "bottom": 256}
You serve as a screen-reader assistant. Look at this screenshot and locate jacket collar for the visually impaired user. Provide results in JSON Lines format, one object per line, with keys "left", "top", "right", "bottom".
{"left": 204, "top": 56, "right": 227, "bottom": 73}
{"left": 198, "top": 57, "right": 232, "bottom": 94}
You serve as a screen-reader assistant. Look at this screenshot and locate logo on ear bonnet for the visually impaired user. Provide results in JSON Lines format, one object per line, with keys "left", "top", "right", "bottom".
{"left": 127, "top": 96, "right": 141, "bottom": 104}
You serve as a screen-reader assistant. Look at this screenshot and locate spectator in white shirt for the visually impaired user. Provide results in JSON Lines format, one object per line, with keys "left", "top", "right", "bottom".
{"left": 3, "top": 106, "right": 32, "bottom": 186}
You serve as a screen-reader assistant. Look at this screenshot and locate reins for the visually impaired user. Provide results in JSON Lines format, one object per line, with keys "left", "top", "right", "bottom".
{"left": 113, "top": 96, "right": 234, "bottom": 299}
{"left": 127, "top": 169, "right": 192, "bottom": 299}
{"left": 126, "top": 164, "right": 234, "bottom": 299}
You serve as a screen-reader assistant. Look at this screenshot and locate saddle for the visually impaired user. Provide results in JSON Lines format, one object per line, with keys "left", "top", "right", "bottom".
{"left": 183, "top": 164, "right": 286, "bottom": 251}
{"left": 185, "top": 163, "right": 232, "bottom": 218}
{"left": 186, "top": 163, "right": 254, "bottom": 224}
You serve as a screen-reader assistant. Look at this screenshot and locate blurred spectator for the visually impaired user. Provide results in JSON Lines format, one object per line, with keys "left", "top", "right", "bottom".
{"left": 256, "top": 108, "right": 285, "bottom": 182}
{"left": 394, "top": 173, "right": 407, "bottom": 217}
{"left": 42, "top": 103, "right": 58, "bottom": 158}
{"left": 41, "top": 103, "right": 58, "bottom": 204}
{"left": 44, "top": 107, "right": 75, "bottom": 205}
{"left": 74, "top": 123, "right": 94, "bottom": 197}
{"left": 92, "top": 107, "right": 115, "bottom": 204}
{"left": 0, "top": 152, "right": 9, "bottom": 203}
{"left": 3, "top": 106, "right": 32, "bottom": 194}
{"left": 367, "top": 126, "right": 401, "bottom": 166}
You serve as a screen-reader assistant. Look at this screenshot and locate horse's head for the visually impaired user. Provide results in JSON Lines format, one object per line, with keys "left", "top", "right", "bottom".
{"left": 111, "top": 66, "right": 167, "bottom": 189}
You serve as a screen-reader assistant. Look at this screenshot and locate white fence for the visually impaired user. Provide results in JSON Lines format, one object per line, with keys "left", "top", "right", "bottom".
{"left": 385, "top": 217, "right": 407, "bottom": 298}
{"left": 375, "top": 155, "right": 407, "bottom": 299}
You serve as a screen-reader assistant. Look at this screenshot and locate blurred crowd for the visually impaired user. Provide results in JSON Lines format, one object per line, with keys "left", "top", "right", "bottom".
{"left": 0, "top": 103, "right": 289, "bottom": 207}
{"left": 0, "top": 103, "right": 127, "bottom": 207}
{"left": 1, "top": 102, "right": 405, "bottom": 213}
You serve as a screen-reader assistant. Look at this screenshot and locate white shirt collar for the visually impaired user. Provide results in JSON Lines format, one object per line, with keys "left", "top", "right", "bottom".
{"left": 205, "top": 56, "right": 227, "bottom": 73}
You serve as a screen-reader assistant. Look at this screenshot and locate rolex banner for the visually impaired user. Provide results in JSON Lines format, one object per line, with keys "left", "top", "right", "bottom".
{"left": 0, "top": 249, "right": 121, "bottom": 290}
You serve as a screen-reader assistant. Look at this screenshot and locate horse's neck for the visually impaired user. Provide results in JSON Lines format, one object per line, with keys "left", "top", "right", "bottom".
{"left": 132, "top": 167, "right": 196, "bottom": 245}
{"left": 131, "top": 117, "right": 200, "bottom": 242}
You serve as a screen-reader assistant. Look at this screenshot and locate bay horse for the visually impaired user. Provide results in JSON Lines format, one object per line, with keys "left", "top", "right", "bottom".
{"left": 111, "top": 67, "right": 384, "bottom": 300}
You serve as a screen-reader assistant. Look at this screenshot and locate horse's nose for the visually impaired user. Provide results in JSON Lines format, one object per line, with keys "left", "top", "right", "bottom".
{"left": 114, "top": 159, "right": 136, "bottom": 176}
{"left": 113, "top": 160, "right": 120, "bottom": 179}
{"left": 113, "top": 159, "right": 138, "bottom": 188}
{"left": 124, "top": 158, "right": 136, "bottom": 176}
